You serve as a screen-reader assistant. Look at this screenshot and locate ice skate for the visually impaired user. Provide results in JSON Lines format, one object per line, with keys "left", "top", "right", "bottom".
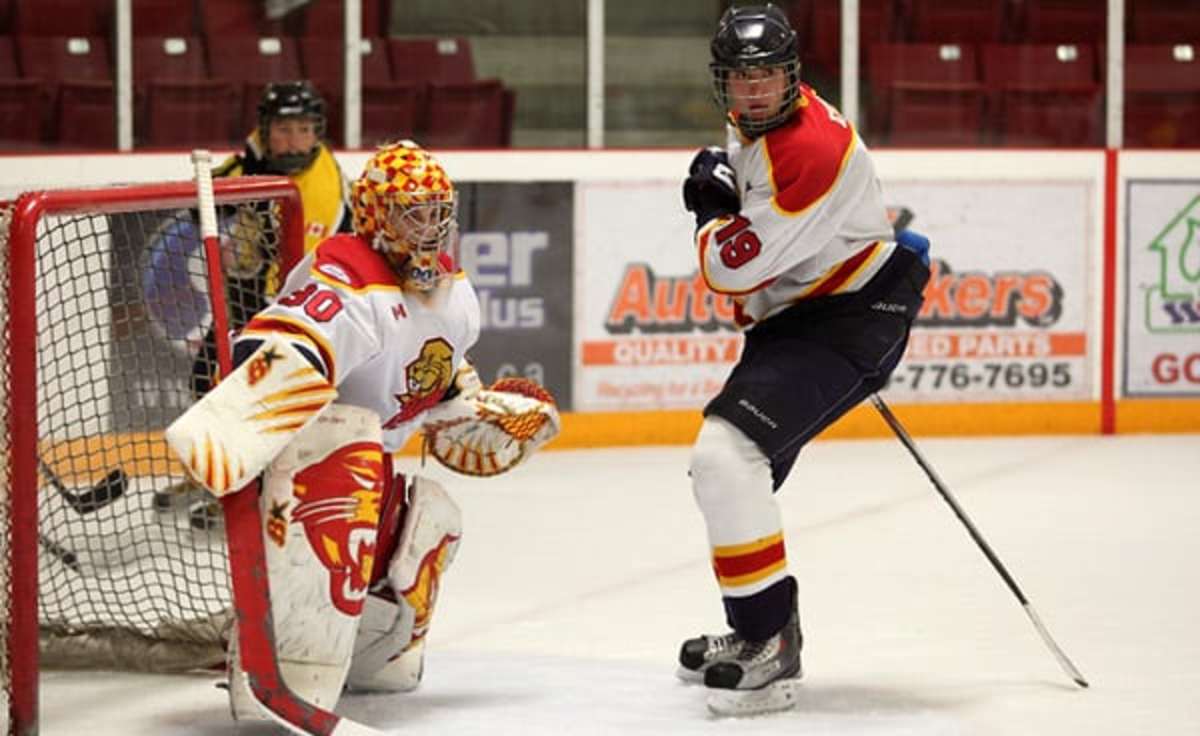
{"left": 703, "top": 612, "right": 803, "bottom": 717}
{"left": 677, "top": 630, "right": 744, "bottom": 683}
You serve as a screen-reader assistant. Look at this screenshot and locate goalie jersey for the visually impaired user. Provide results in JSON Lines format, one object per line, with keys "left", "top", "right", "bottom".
{"left": 695, "top": 83, "right": 897, "bottom": 326}
{"left": 235, "top": 234, "right": 481, "bottom": 452}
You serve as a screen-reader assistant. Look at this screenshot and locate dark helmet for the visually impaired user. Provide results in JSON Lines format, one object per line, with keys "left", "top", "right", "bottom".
{"left": 710, "top": 4, "right": 802, "bottom": 137}
{"left": 257, "top": 80, "right": 326, "bottom": 174}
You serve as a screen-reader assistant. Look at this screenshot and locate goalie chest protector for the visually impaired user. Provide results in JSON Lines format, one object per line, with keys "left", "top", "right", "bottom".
{"left": 239, "top": 235, "right": 481, "bottom": 451}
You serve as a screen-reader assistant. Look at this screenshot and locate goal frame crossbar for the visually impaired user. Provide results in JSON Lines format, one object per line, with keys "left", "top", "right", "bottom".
{"left": 4, "top": 177, "right": 303, "bottom": 734}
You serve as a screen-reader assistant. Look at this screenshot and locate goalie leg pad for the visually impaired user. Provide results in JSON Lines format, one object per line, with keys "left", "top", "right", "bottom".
{"left": 346, "top": 475, "right": 461, "bottom": 692}
{"left": 228, "top": 403, "right": 386, "bottom": 721}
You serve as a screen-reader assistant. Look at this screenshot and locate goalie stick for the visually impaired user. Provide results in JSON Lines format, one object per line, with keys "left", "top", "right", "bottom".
{"left": 870, "top": 394, "right": 1089, "bottom": 688}
{"left": 191, "top": 149, "right": 383, "bottom": 736}
{"left": 38, "top": 457, "right": 128, "bottom": 514}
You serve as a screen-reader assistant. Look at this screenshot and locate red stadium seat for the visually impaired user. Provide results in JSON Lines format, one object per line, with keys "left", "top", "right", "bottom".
{"left": 206, "top": 35, "right": 303, "bottom": 134}
{"left": 423, "top": 80, "right": 508, "bottom": 148}
{"left": 13, "top": 0, "right": 109, "bottom": 37}
{"left": 0, "top": 79, "right": 45, "bottom": 147}
{"left": 1130, "top": 0, "right": 1200, "bottom": 45}
{"left": 298, "top": 0, "right": 382, "bottom": 38}
{"left": 16, "top": 34, "right": 113, "bottom": 146}
{"left": 0, "top": 35, "right": 46, "bottom": 146}
{"left": 802, "top": 0, "right": 896, "bottom": 92}
{"left": 0, "top": 0, "right": 13, "bottom": 33}
{"left": 132, "top": 36, "right": 236, "bottom": 148}
{"left": 0, "top": 33, "right": 18, "bottom": 76}
{"left": 143, "top": 80, "right": 238, "bottom": 147}
{"left": 908, "top": 0, "right": 1014, "bottom": 43}
{"left": 17, "top": 34, "right": 110, "bottom": 82}
{"left": 133, "top": 36, "right": 208, "bottom": 83}
{"left": 132, "top": 0, "right": 198, "bottom": 36}
{"left": 1125, "top": 43, "right": 1200, "bottom": 148}
{"left": 299, "top": 36, "right": 422, "bottom": 146}
{"left": 982, "top": 43, "right": 1102, "bottom": 147}
{"left": 867, "top": 42, "right": 985, "bottom": 146}
{"left": 1022, "top": 0, "right": 1106, "bottom": 44}
{"left": 200, "top": 0, "right": 280, "bottom": 37}
{"left": 388, "top": 37, "right": 475, "bottom": 85}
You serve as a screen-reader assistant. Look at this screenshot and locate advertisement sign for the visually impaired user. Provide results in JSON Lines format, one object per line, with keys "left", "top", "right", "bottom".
{"left": 879, "top": 180, "right": 1095, "bottom": 402}
{"left": 575, "top": 181, "right": 741, "bottom": 411}
{"left": 457, "top": 182, "right": 575, "bottom": 408}
{"left": 1124, "top": 181, "right": 1200, "bottom": 397}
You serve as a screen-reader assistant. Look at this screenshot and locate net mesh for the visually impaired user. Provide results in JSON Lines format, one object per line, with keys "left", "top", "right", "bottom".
{"left": 4, "top": 194, "right": 284, "bottom": 675}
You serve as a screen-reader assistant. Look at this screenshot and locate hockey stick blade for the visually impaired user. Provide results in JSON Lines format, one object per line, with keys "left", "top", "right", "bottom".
{"left": 39, "top": 459, "right": 128, "bottom": 514}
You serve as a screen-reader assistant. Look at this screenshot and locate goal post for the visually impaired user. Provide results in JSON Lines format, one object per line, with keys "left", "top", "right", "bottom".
{"left": 2, "top": 176, "right": 303, "bottom": 734}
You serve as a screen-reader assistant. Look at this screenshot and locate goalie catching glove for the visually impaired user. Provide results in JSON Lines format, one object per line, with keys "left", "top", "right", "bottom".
{"left": 421, "top": 365, "right": 560, "bottom": 477}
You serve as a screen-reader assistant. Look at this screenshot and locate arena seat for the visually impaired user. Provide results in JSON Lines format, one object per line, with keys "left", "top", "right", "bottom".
{"left": 907, "top": 0, "right": 1013, "bottom": 43}
{"left": 17, "top": 34, "right": 113, "bottom": 147}
{"left": 0, "top": 35, "right": 45, "bottom": 146}
{"left": 423, "top": 79, "right": 509, "bottom": 148}
{"left": 12, "top": 0, "right": 109, "bottom": 37}
{"left": 132, "top": 0, "right": 198, "bottom": 37}
{"left": 867, "top": 42, "right": 985, "bottom": 146}
{"left": 1124, "top": 43, "right": 1200, "bottom": 148}
{"left": 300, "top": 36, "right": 424, "bottom": 146}
{"left": 1130, "top": 0, "right": 1200, "bottom": 45}
{"left": 297, "top": 0, "right": 382, "bottom": 38}
{"left": 982, "top": 43, "right": 1102, "bottom": 147}
{"left": 1022, "top": 0, "right": 1106, "bottom": 44}
{"left": 388, "top": 37, "right": 476, "bottom": 84}
{"left": 200, "top": 0, "right": 277, "bottom": 37}
{"left": 143, "top": 80, "right": 237, "bottom": 147}
{"left": 207, "top": 35, "right": 303, "bottom": 134}
{"left": 802, "top": 0, "right": 896, "bottom": 92}
{"left": 134, "top": 36, "right": 236, "bottom": 148}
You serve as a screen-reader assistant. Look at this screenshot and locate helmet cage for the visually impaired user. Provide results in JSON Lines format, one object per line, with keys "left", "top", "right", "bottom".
{"left": 710, "top": 58, "right": 801, "bottom": 137}
{"left": 373, "top": 194, "right": 459, "bottom": 291}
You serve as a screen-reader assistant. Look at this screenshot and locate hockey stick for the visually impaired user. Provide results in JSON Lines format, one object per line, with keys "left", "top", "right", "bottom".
{"left": 38, "top": 457, "right": 128, "bottom": 514}
{"left": 39, "top": 532, "right": 81, "bottom": 573}
{"left": 869, "top": 394, "right": 1089, "bottom": 688}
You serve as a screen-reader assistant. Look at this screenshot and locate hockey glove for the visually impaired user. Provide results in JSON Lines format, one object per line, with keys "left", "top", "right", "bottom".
{"left": 682, "top": 147, "right": 740, "bottom": 229}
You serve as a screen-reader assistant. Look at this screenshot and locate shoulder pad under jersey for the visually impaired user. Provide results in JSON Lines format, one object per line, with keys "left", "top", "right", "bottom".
{"left": 763, "top": 86, "right": 857, "bottom": 214}
{"left": 310, "top": 234, "right": 400, "bottom": 292}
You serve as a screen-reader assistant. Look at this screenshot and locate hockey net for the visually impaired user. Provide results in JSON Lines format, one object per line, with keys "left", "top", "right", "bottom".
{"left": 1, "top": 177, "right": 303, "bottom": 733}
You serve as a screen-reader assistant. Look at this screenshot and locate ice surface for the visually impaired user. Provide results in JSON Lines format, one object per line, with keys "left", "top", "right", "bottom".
{"left": 34, "top": 434, "right": 1200, "bottom": 735}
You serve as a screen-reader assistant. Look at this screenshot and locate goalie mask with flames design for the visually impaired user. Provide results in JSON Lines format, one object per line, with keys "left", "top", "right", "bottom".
{"left": 352, "top": 140, "right": 458, "bottom": 291}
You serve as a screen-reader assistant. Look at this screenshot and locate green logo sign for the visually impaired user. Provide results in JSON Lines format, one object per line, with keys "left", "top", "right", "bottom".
{"left": 1146, "top": 194, "right": 1200, "bottom": 332}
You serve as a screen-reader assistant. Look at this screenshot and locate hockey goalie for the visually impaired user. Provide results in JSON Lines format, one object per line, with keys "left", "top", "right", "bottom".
{"left": 164, "top": 140, "right": 559, "bottom": 721}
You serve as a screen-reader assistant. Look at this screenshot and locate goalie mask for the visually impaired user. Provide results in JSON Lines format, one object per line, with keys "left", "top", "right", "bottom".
{"left": 352, "top": 141, "right": 458, "bottom": 291}
{"left": 710, "top": 4, "right": 802, "bottom": 138}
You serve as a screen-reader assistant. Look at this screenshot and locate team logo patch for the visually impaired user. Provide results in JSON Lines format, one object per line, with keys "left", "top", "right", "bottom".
{"left": 382, "top": 338, "right": 455, "bottom": 429}
{"left": 291, "top": 442, "right": 383, "bottom": 616}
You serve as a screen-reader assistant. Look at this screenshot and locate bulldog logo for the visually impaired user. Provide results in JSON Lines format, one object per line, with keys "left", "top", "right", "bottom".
{"left": 382, "top": 338, "right": 455, "bottom": 430}
{"left": 291, "top": 442, "right": 383, "bottom": 616}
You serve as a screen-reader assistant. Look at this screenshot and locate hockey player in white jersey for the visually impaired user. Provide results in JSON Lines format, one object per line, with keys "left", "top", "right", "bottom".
{"left": 677, "top": 5, "right": 931, "bottom": 716}
{"left": 165, "top": 140, "right": 559, "bottom": 720}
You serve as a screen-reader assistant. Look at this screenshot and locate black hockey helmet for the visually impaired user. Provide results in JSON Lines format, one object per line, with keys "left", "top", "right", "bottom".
{"left": 710, "top": 4, "right": 802, "bottom": 137}
{"left": 257, "top": 80, "right": 326, "bottom": 174}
